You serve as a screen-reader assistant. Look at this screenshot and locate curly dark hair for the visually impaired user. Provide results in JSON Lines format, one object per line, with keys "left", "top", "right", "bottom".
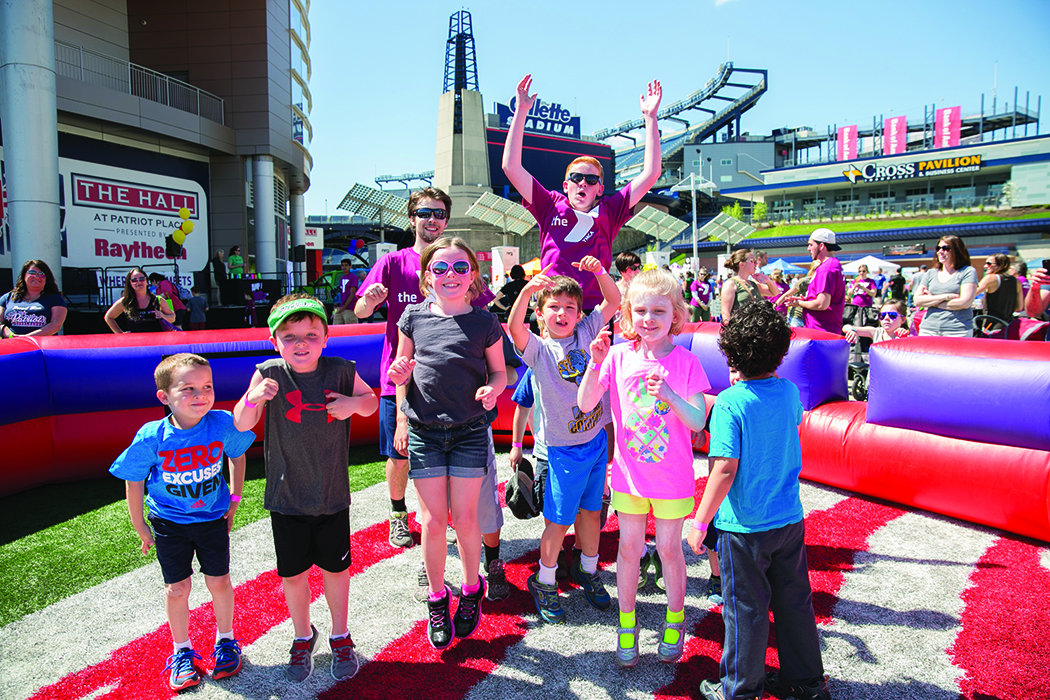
{"left": 717, "top": 299, "right": 791, "bottom": 378}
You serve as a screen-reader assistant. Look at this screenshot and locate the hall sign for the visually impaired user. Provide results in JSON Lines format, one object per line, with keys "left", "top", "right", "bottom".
{"left": 495, "top": 96, "right": 581, "bottom": 139}
{"left": 843, "top": 155, "right": 982, "bottom": 184}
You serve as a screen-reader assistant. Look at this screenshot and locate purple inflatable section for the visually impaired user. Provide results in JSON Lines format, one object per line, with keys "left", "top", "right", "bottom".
{"left": 866, "top": 337, "right": 1050, "bottom": 451}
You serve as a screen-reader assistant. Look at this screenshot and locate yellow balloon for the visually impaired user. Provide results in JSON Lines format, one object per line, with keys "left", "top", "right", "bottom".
{"left": 172, "top": 230, "right": 186, "bottom": 245}
{"left": 180, "top": 220, "right": 195, "bottom": 234}
{"left": 178, "top": 207, "right": 191, "bottom": 220}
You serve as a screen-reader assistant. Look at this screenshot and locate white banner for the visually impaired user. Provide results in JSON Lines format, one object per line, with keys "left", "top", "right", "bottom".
{"left": 0, "top": 148, "right": 208, "bottom": 291}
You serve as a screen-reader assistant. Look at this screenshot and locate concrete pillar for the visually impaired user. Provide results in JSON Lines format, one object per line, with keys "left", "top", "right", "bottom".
{"left": 0, "top": 0, "right": 61, "bottom": 288}
{"left": 252, "top": 156, "right": 276, "bottom": 276}
{"left": 289, "top": 191, "right": 305, "bottom": 287}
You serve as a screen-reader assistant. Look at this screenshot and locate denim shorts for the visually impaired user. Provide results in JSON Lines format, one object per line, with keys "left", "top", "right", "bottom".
{"left": 379, "top": 395, "right": 408, "bottom": 461}
{"left": 408, "top": 415, "right": 490, "bottom": 480}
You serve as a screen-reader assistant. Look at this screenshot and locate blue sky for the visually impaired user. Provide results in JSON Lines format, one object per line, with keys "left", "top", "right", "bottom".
{"left": 302, "top": 0, "right": 1050, "bottom": 215}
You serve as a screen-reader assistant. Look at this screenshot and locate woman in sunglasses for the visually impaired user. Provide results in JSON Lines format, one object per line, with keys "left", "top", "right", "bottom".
{"left": 976, "top": 253, "right": 1023, "bottom": 332}
{"left": 842, "top": 300, "right": 909, "bottom": 344}
{"left": 387, "top": 237, "right": 507, "bottom": 650}
{"left": 914, "top": 235, "right": 977, "bottom": 336}
{"left": 104, "top": 267, "right": 176, "bottom": 333}
{"left": 0, "top": 259, "right": 67, "bottom": 338}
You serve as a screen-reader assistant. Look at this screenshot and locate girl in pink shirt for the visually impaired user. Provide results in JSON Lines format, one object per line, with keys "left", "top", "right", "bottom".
{"left": 578, "top": 269, "right": 710, "bottom": 668}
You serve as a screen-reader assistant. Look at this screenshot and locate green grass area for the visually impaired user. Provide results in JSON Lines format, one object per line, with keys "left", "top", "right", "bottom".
{"left": 742, "top": 211, "right": 1050, "bottom": 239}
{"left": 0, "top": 447, "right": 387, "bottom": 627}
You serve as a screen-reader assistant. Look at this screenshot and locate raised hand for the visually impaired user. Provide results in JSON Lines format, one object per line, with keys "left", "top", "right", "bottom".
{"left": 572, "top": 255, "right": 605, "bottom": 276}
{"left": 515, "top": 74, "right": 538, "bottom": 114}
{"left": 640, "top": 80, "right": 662, "bottom": 118}
{"left": 588, "top": 326, "right": 612, "bottom": 366}
{"left": 248, "top": 377, "right": 279, "bottom": 406}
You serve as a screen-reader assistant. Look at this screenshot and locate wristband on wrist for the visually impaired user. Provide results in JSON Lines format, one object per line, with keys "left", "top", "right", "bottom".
{"left": 588, "top": 361, "right": 600, "bottom": 371}
{"left": 243, "top": 397, "right": 258, "bottom": 408}
{"left": 692, "top": 519, "right": 708, "bottom": 532}
{"left": 229, "top": 494, "right": 242, "bottom": 503}
{"left": 597, "top": 265, "right": 607, "bottom": 276}
{"left": 512, "top": 442, "right": 523, "bottom": 449}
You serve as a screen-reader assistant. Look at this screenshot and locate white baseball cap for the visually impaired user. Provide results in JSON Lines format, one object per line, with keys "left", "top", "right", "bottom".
{"left": 810, "top": 228, "right": 842, "bottom": 251}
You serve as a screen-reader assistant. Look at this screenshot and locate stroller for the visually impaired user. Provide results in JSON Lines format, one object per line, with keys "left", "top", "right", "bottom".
{"left": 845, "top": 307, "right": 878, "bottom": 402}
{"left": 972, "top": 314, "right": 1049, "bottom": 341}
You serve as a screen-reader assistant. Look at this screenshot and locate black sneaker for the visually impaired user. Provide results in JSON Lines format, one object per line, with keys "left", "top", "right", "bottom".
{"left": 555, "top": 548, "right": 581, "bottom": 580}
{"left": 426, "top": 585, "right": 454, "bottom": 649}
{"left": 653, "top": 548, "right": 665, "bottom": 591}
{"left": 453, "top": 576, "right": 486, "bottom": 638}
{"left": 485, "top": 559, "right": 510, "bottom": 601}
{"left": 638, "top": 548, "right": 651, "bottom": 589}
{"left": 766, "top": 672, "right": 831, "bottom": 700}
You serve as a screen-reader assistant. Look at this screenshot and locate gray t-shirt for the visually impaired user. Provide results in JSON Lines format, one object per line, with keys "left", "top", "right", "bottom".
{"left": 397, "top": 302, "right": 503, "bottom": 426}
{"left": 259, "top": 356, "right": 357, "bottom": 516}
{"left": 521, "top": 311, "right": 609, "bottom": 448}
{"left": 919, "top": 266, "right": 977, "bottom": 337}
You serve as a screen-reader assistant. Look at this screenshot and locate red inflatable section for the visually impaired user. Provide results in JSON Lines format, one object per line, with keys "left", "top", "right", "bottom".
{"left": 800, "top": 401, "right": 1050, "bottom": 542}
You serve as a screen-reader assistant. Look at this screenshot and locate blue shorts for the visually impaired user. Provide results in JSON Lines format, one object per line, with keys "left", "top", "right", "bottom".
{"left": 150, "top": 515, "right": 230, "bottom": 584}
{"left": 408, "top": 415, "right": 490, "bottom": 480}
{"left": 379, "top": 395, "right": 407, "bottom": 460}
{"left": 543, "top": 430, "right": 608, "bottom": 526}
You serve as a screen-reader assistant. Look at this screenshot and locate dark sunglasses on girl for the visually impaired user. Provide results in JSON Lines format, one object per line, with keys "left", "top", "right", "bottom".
{"left": 430, "top": 260, "right": 472, "bottom": 276}
{"left": 879, "top": 311, "right": 900, "bottom": 320}
{"left": 412, "top": 208, "right": 448, "bottom": 220}
{"left": 567, "top": 172, "right": 601, "bottom": 186}
{"left": 936, "top": 244, "right": 951, "bottom": 251}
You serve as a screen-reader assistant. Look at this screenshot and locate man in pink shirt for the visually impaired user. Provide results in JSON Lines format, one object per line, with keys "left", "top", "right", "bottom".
{"left": 786, "top": 228, "right": 845, "bottom": 334}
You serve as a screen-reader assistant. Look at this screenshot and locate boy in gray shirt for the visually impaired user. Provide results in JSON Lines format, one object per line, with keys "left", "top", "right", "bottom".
{"left": 507, "top": 256, "right": 620, "bottom": 624}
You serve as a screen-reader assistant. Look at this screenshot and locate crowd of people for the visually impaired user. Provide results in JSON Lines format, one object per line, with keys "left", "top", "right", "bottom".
{"left": 8, "top": 74, "right": 1045, "bottom": 700}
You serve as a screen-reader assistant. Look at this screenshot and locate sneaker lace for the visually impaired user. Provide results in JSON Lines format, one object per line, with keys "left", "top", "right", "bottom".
{"left": 289, "top": 639, "right": 312, "bottom": 666}
{"left": 212, "top": 638, "right": 241, "bottom": 665}
{"left": 166, "top": 648, "right": 202, "bottom": 672}
{"left": 428, "top": 600, "right": 449, "bottom": 628}
{"left": 331, "top": 637, "right": 355, "bottom": 662}
{"left": 391, "top": 514, "right": 411, "bottom": 540}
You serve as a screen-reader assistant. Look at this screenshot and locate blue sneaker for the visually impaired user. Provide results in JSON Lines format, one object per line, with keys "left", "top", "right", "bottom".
{"left": 211, "top": 638, "right": 243, "bottom": 679}
{"left": 569, "top": 561, "right": 611, "bottom": 611}
{"left": 165, "top": 647, "right": 202, "bottom": 692}
{"left": 526, "top": 573, "right": 565, "bottom": 624}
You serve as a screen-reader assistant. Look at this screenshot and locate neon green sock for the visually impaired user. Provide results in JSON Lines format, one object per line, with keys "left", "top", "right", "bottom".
{"left": 619, "top": 610, "right": 637, "bottom": 649}
{"left": 664, "top": 608, "right": 685, "bottom": 645}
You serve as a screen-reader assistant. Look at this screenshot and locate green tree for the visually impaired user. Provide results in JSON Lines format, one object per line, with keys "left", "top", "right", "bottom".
{"left": 753, "top": 202, "right": 768, "bottom": 221}
{"left": 722, "top": 202, "right": 744, "bottom": 220}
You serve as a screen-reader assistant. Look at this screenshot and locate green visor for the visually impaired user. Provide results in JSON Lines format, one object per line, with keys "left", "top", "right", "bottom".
{"left": 267, "top": 297, "right": 327, "bottom": 333}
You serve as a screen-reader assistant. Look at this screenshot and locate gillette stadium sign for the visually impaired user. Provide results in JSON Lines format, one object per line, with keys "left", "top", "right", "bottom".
{"left": 496, "top": 96, "right": 581, "bottom": 139}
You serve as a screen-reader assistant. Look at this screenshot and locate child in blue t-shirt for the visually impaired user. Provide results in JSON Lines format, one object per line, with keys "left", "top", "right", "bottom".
{"left": 688, "top": 301, "right": 829, "bottom": 700}
{"left": 110, "top": 353, "right": 255, "bottom": 693}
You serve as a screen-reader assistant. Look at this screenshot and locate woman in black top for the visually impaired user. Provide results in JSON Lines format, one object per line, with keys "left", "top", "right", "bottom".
{"left": 104, "top": 267, "right": 176, "bottom": 333}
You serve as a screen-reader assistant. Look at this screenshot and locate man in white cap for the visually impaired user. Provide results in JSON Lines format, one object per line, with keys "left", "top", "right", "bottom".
{"left": 787, "top": 228, "right": 845, "bottom": 334}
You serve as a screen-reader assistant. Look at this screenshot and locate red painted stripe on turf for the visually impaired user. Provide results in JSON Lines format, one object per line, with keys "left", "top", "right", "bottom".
{"left": 29, "top": 516, "right": 420, "bottom": 700}
{"left": 948, "top": 537, "right": 1050, "bottom": 700}
{"left": 655, "top": 493, "right": 905, "bottom": 699}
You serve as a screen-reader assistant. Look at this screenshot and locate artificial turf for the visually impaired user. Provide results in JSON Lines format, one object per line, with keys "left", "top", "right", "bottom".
{"left": 0, "top": 447, "right": 386, "bottom": 627}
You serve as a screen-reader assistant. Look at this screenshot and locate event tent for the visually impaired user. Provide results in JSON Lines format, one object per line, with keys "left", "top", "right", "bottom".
{"left": 842, "top": 255, "right": 900, "bottom": 274}
{"left": 762, "top": 258, "right": 808, "bottom": 274}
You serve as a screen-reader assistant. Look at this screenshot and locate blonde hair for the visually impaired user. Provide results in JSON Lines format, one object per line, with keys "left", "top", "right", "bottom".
{"left": 619, "top": 269, "right": 688, "bottom": 341}
{"left": 155, "top": 353, "right": 210, "bottom": 392}
{"left": 418, "top": 237, "right": 485, "bottom": 302}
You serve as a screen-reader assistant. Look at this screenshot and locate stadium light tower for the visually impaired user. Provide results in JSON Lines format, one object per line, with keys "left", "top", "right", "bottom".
{"left": 443, "top": 10, "right": 479, "bottom": 135}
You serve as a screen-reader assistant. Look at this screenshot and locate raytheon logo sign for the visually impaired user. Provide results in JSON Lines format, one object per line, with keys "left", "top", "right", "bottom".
{"left": 843, "top": 155, "right": 983, "bottom": 183}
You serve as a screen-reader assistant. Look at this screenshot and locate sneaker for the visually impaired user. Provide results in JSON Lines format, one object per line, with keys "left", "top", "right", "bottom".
{"left": 329, "top": 635, "right": 359, "bottom": 681}
{"left": 638, "top": 547, "right": 651, "bottom": 589}
{"left": 698, "top": 679, "right": 727, "bottom": 700}
{"left": 706, "top": 577, "right": 724, "bottom": 606}
{"left": 526, "top": 573, "right": 565, "bottom": 624}
{"left": 446, "top": 523, "right": 457, "bottom": 544}
{"left": 210, "top": 638, "right": 242, "bottom": 680}
{"left": 652, "top": 548, "right": 665, "bottom": 591}
{"left": 569, "top": 561, "right": 611, "bottom": 611}
{"left": 286, "top": 625, "right": 319, "bottom": 682}
{"left": 485, "top": 559, "right": 510, "bottom": 601}
{"left": 453, "top": 576, "right": 486, "bottom": 638}
{"left": 165, "top": 647, "right": 202, "bottom": 692}
{"left": 616, "top": 624, "right": 640, "bottom": 668}
{"left": 412, "top": 561, "right": 430, "bottom": 603}
{"left": 657, "top": 620, "right": 686, "bottom": 663}
{"left": 389, "top": 511, "right": 413, "bottom": 548}
{"left": 426, "top": 585, "right": 454, "bottom": 649}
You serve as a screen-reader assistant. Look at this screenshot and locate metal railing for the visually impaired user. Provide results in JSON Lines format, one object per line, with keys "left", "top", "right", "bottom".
{"left": 54, "top": 40, "right": 225, "bottom": 125}
{"left": 758, "top": 196, "right": 1006, "bottom": 225}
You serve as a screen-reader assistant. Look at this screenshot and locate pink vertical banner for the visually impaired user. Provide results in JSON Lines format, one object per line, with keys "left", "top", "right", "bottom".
{"left": 883, "top": 115, "right": 908, "bottom": 155}
{"left": 935, "top": 106, "right": 961, "bottom": 148}
{"left": 837, "top": 125, "right": 858, "bottom": 161}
